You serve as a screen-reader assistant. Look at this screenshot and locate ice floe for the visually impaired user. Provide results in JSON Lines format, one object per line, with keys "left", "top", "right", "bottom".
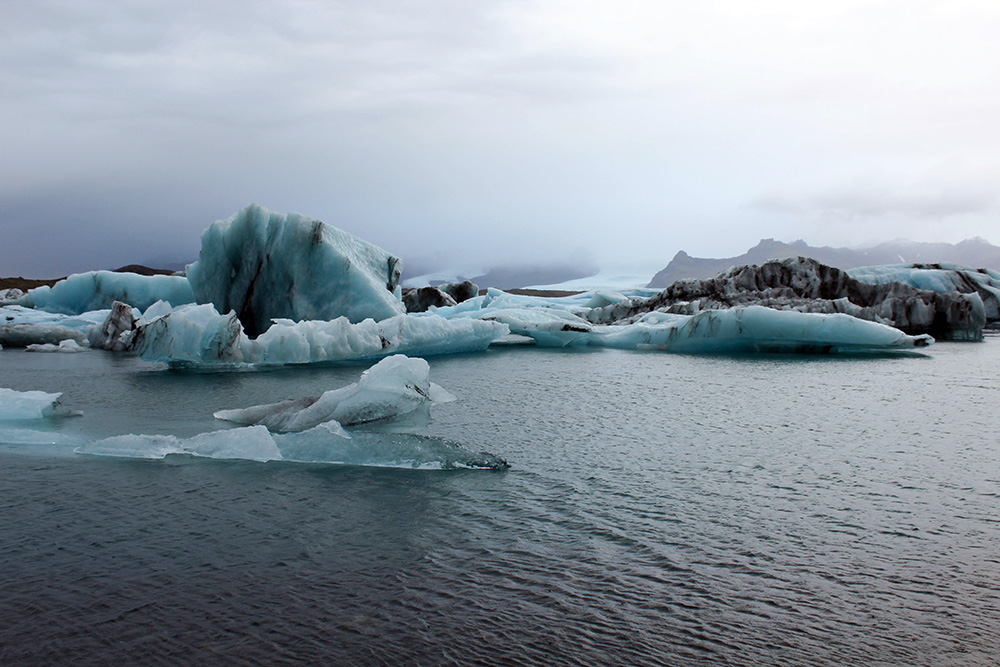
{"left": 26, "top": 339, "right": 88, "bottom": 353}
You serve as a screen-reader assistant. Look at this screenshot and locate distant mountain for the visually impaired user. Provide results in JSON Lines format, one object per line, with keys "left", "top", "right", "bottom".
{"left": 647, "top": 237, "right": 1000, "bottom": 288}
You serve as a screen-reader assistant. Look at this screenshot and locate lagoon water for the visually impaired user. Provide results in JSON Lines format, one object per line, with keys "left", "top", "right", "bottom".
{"left": 1, "top": 339, "right": 998, "bottom": 665}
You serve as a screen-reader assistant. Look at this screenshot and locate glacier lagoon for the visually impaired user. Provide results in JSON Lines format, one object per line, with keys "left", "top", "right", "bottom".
{"left": 1, "top": 338, "right": 999, "bottom": 665}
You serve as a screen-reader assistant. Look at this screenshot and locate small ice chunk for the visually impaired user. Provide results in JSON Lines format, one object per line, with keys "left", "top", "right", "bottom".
{"left": 25, "top": 339, "right": 88, "bottom": 353}
{"left": 0, "top": 388, "right": 81, "bottom": 420}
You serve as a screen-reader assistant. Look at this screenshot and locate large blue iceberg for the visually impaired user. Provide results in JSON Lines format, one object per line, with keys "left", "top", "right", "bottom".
{"left": 19, "top": 271, "right": 194, "bottom": 315}
{"left": 187, "top": 204, "right": 405, "bottom": 336}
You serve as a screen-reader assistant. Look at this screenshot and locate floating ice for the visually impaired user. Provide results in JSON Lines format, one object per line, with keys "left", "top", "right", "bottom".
{"left": 587, "top": 257, "right": 985, "bottom": 340}
{"left": 20, "top": 271, "right": 194, "bottom": 315}
{"left": 125, "top": 304, "right": 245, "bottom": 363}
{"left": 215, "top": 355, "right": 456, "bottom": 432}
{"left": 124, "top": 303, "right": 508, "bottom": 367}
{"left": 0, "top": 305, "right": 106, "bottom": 347}
{"left": 849, "top": 264, "right": 1000, "bottom": 322}
{"left": 78, "top": 423, "right": 508, "bottom": 469}
{"left": 593, "top": 306, "right": 933, "bottom": 353}
{"left": 88, "top": 301, "right": 140, "bottom": 351}
{"left": 186, "top": 203, "right": 405, "bottom": 336}
{"left": 0, "top": 388, "right": 81, "bottom": 420}
{"left": 26, "top": 339, "right": 88, "bottom": 353}
{"left": 438, "top": 301, "right": 931, "bottom": 353}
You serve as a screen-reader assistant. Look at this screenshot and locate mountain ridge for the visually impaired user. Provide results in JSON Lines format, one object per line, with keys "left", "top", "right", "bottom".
{"left": 648, "top": 237, "right": 1000, "bottom": 288}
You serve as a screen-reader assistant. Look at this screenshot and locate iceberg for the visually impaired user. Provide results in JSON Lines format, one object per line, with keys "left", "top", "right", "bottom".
{"left": 0, "top": 388, "right": 81, "bottom": 420}
{"left": 587, "top": 257, "right": 985, "bottom": 341}
{"left": 123, "top": 303, "right": 508, "bottom": 367}
{"left": 595, "top": 306, "right": 932, "bottom": 353}
{"left": 186, "top": 204, "right": 405, "bottom": 336}
{"left": 215, "top": 355, "right": 455, "bottom": 432}
{"left": 480, "top": 305, "right": 931, "bottom": 353}
{"left": 20, "top": 271, "right": 194, "bottom": 315}
{"left": 0, "top": 322, "right": 89, "bottom": 348}
{"left": 87, "top": 301, "right": 140, "bottom": 351}
{"left": 0, "top": 305, "right": 107, "bottom": 347}
{"left": 849, "top": 264, "right": 1000, "bottom": 323}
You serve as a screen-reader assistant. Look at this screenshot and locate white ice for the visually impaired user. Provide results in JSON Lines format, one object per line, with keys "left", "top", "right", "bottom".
{"left": 124, "top": 303, "right": 508, "bottom": 367}
{"left": 20, "top": 271, "right": 194, "bottom": 315}
{"left": 214, "top": 355, "right": 455, "bottom": 432}
{"left": 0, "top": 388, "right": 81, "bottom": 420}
{"left": 186, "top": 203, "right": 405, "bottom": 335}
{"left": 26, "top": 339, "right": 88, "bottom": 353}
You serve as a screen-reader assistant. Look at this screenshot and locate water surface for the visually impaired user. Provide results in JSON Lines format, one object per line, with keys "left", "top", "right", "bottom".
{"left": 1, "top": 340, "right": 998, "bottom": 665}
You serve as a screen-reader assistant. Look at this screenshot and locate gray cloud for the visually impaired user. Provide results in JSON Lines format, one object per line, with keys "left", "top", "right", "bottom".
{"left": 3, "top": 1, "right": 1000, "bottom": 277}
{"left": 753, "top": 184, "right": 995, "bottom": 220}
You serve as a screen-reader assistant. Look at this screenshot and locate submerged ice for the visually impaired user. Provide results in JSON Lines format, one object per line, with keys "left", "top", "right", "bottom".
{"left": 78, "top": 425, "right": 509, "bottom": 469}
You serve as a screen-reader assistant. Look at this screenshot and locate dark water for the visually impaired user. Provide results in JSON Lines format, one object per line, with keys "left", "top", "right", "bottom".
{"left": 1, "top": 340, "right": 998, "bottom": 665}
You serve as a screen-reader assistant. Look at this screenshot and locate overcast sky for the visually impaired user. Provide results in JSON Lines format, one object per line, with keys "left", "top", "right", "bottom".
{"left": 2, "top": 0, "right": 998, "bottom": 277}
